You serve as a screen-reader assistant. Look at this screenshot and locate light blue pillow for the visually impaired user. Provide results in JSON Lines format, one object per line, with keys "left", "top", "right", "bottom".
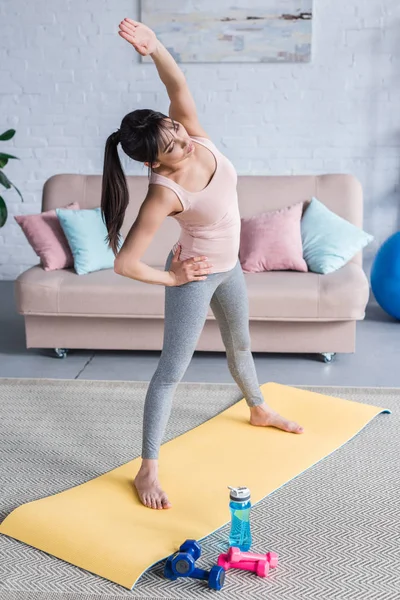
{"left": 56, "top": 207, "right": 123, "bottom": 275}
{"left": 301, "top": 197, "right": 374, "bottom": 274}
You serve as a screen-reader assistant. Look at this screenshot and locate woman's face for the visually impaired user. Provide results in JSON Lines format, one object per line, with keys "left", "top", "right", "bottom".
{"left": 150, "top": 118, "right": 195, "bottom": 169}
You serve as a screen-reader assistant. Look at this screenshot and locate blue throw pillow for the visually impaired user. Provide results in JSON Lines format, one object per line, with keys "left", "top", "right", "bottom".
{"left": 56, "top": 207, "right": 123, "bottom": 275}
{"left": 301, "top": 197, "right": 374, "bottom": 274}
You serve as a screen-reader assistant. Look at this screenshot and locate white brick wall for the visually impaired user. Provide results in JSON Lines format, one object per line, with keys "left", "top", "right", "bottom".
{"left": 0, "top": 0, "right": 399, "bottom": 280}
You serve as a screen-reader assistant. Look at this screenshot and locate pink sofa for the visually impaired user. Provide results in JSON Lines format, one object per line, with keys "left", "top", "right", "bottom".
{"left": 15, "top": 173, "right": 370, "bottom": 361}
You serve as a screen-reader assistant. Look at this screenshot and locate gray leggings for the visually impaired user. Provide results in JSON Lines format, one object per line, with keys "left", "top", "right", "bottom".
{"left": 142, "top": 250, "right": 265, "bottom": 459}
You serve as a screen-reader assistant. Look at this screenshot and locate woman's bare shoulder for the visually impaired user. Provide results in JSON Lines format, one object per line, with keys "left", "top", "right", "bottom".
{"left": 146, "top": 182, "right": 183, "bottom": 215}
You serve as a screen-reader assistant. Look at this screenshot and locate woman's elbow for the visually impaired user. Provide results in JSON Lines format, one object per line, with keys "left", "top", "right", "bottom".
{"left": 114, "top": 257, "right": 139, "bottom": 277}
{"left": 114, "top": 257, "right": 127, "bottom": 276}
{"left": 114, "top": 259, "right": 122, "bottom": 275}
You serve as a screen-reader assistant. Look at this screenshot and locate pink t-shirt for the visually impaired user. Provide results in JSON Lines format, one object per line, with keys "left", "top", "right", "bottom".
{"left": 149, "top": 136, "right": 241, "bottom": 274}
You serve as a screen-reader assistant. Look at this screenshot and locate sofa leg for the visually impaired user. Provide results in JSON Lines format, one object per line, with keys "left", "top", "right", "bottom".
{"left": 321, "top": 352, "right": 336, "bottom": 364}
{"left": 54, "top": 348, "right": 69, "bottom": 359}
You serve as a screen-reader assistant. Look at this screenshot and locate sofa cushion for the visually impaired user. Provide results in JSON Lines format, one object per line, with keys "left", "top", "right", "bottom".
{"left": 239, "top": 201, "right": 308, "bottom": 273}
{"left": 301, "top": 197, "right": 374, "bottom": 274}
{"left": 15, "top": 262, "right": 369, "bottom": 321}
{"left": 14, "top": 202, "right": 80, "bottom": 271}
{"left": 56, "top": 207, "right": 123, "bottom": 275}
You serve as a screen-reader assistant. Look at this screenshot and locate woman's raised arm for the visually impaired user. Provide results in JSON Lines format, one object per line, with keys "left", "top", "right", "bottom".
{"left": 118, "top": 18, "right": 208, "bottom": 137}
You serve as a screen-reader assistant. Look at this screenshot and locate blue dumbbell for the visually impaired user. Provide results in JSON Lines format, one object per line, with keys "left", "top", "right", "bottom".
{"left": 164, "top": 539, "right": 225, "bottom": 591}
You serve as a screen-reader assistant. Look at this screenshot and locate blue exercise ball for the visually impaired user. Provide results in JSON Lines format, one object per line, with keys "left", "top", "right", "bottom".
{"left": 371, "top": 231, "right": 400, "bottom": 320}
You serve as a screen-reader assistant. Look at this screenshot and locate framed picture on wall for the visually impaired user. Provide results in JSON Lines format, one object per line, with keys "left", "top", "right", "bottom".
{"left": 140, "top": 1, "right": 313, "bottom": 63}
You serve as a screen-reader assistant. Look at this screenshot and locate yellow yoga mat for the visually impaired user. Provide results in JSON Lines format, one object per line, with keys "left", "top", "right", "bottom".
{"left": 0, "top": 382, "right": 389, "bottom": 589}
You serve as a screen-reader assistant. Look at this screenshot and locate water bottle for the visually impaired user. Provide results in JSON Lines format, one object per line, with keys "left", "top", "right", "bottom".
{"left": 228, "top": 486, "right": 252, "bottom": 551}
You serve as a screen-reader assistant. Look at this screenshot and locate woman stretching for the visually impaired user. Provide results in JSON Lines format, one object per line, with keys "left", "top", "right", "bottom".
{"left": 101, "top": 19, "right": 304, "bottom": 510}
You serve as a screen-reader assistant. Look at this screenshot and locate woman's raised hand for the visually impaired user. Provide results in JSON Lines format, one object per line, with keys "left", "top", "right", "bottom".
{"left": 118, "top": 18, "right": 158, "bottom": 56}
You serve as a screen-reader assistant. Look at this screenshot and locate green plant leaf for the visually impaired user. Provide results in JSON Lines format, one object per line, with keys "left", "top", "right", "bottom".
{"left": 0, "top": 129, "right": 16, "bottom": 141}
{"left": 0, "top": 195, "right": 8, "bottom": 227}
{"left": 0, "top": 153, "right": 19, "bottom": 169}
{"left": 0, "top": 171, "right": 23, "bottom": 201}
{"left": 0, "top": 131, "right": 24, "bottom": 204}
{"left": 0, "top": 171, "right": 12, "bottom": 189}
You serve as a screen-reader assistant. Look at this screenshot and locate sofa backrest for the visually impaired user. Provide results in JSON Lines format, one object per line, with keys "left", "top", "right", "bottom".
{"left": 42, "top": 173, "right": 363, "bottom": 267}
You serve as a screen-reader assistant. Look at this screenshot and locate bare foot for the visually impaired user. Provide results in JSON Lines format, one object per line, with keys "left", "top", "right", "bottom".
{"left": 134, "top": 463, "right": 172, "bottom": 510}
{"left": 250, "top": 403, "right": 304, "bottom": 434}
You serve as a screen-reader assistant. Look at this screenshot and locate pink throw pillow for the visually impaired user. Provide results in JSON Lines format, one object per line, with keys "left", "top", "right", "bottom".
{"left": 239, "top": 201, "right": 308, "bottom": 273}
{"left": 14, "top": 202, "right": 80, "bottom": 271}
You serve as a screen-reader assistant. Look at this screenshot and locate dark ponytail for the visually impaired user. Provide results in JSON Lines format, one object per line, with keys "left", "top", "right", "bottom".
{"left": 101, "top": 109, "right": 175, "bottom": 257}
{"left": 101, "top": 129, "right": 128, "bottom": 257}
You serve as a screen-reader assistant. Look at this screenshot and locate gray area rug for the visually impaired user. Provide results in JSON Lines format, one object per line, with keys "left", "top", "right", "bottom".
{"left": 0, "top": 378, "right": 398, "bottom": 600}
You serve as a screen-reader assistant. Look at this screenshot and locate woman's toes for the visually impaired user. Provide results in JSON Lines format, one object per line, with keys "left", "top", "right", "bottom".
{"left": 291, "top": 422, "right": 304, "bottom": 433}
{"left": 162, "top": 495, "right": 171, "bottom": 509}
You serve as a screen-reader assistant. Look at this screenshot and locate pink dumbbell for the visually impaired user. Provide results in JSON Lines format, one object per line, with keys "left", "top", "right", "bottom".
{"left": 218, "top": 553, "right": 270, "bottom": 577}
{"left": 227, "top": 546, "right": 279, "bottom": 568}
